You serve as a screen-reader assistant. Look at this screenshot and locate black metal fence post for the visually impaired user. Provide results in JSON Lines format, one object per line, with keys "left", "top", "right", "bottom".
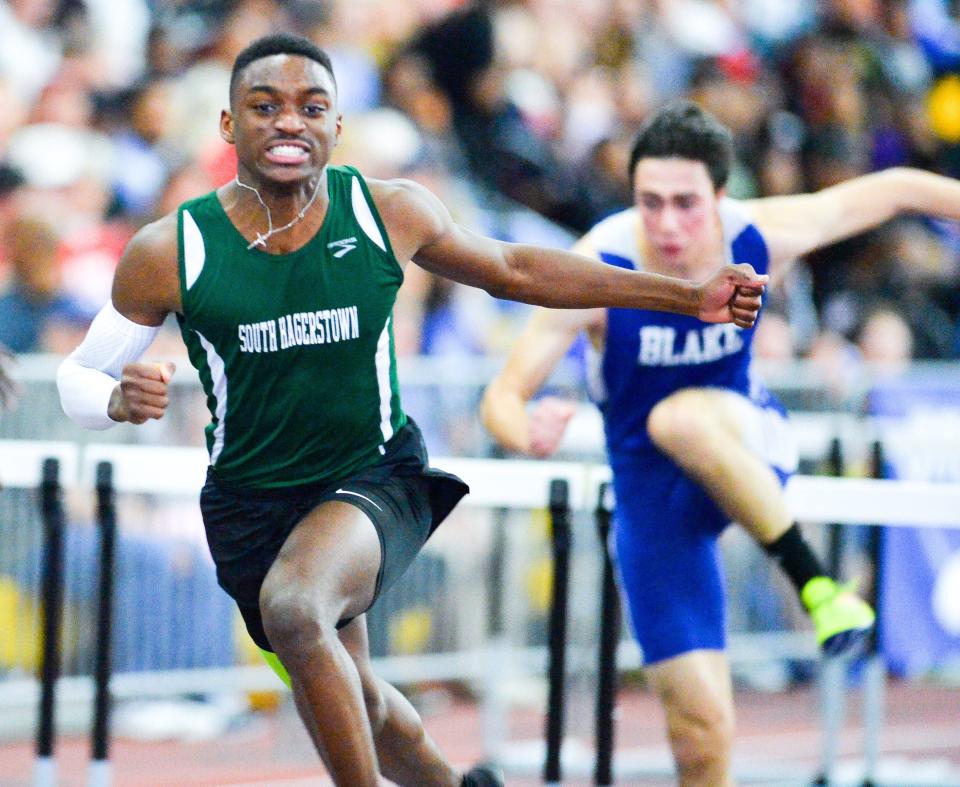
{"left": 544, "top": 478, "right": 571, "bottom": 786}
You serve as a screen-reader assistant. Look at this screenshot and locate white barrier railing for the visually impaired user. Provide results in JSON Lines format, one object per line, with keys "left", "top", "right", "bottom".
{"left": 2, "top": 438, "right": 958, "bottom": 698}
{"left": 6, "top": 440, "right": 960, "bottom": 525}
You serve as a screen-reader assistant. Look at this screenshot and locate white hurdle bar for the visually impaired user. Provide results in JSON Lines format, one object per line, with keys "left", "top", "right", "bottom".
{"left": 53, "top": 443, "right": 960, "bottom": 527}
{"left": 0, "top": 440, "right": 79, "bottom": 491}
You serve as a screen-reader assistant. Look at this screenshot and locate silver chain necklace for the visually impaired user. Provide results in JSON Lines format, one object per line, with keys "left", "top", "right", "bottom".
{"left": 233, "top": 174, "right": 323, "bottom": 250}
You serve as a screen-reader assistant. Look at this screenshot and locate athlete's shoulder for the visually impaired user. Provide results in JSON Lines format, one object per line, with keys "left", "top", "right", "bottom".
{"left": 718, "top": 197, "right": 762, "bottom": 243}
{"left": 362, "top": 173, "right": 427, "bottom": 201}
{"left": 129, "top": 211, "right": 179, "bottom": 259}
{"left": 362, "top": 175, "right": 445, "bottom": 230}
{"left": 584, "top": 207, "right": 639, "bottom": 265}
{"left": 113, "top": 211, "right": 181, "bottom": 316}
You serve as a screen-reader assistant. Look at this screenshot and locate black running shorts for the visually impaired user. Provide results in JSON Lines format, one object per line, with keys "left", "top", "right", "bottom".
{"left": 199, "top": 418, "right": 469, "bottom": 651}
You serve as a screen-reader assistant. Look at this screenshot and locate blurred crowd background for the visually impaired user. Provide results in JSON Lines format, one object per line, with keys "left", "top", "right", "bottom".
{"left": 2, "top": 0, "right": 960, "bottom": 390}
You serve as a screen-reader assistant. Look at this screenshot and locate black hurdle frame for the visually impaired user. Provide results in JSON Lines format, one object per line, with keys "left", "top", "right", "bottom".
{"left": 90, "top": 461, "right": 117, "bottom": 783}
{"left": 544, "top": 478, "right": 571, "bottom": 786}
{"left": 593, "top": 481, "right": 619, "bottom": 786}
{"left": 36, "top": 457, "right": 66, "bottom": 784}
{"left": 825, "top": 437, "right": 845, "bottom": 578}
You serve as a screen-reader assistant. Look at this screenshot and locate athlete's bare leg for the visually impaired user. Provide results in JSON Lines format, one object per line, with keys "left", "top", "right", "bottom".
{"left": 647, "top": 387, "right": 791, "bottom": 545}
{"left": 647, "top": 386, "right": 874, "bottom": 649}
{"left": 646, "top": 650, "right": 736, "bottom": 787}
{"left": 258, "top": 502, "right": 464, "bottom": 786}
{"left": 339, "top": 615, "right": 462, "bottom": 786}
{"left": 258, "top": 500, "right": 388, "bottom": 786}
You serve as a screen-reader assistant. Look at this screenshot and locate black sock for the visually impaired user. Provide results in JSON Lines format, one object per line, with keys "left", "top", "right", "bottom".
{"left": 763, "top": 523, "right": 826, "bottom": 595}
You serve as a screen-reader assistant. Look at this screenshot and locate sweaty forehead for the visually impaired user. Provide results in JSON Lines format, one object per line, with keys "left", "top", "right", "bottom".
{"left": 634, "top": 157, "right": 714, "bottom": 193}
{"left": 236, "top": 54, "right": 335, "bottom": 96}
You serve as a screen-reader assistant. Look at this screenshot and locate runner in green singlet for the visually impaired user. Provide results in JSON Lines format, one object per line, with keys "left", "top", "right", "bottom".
{"left": 57, "top": 33, "right": 766, "bottom": 787}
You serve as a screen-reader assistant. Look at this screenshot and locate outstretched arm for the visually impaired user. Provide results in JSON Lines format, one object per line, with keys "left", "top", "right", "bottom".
{"left": 57, "top": 214, "right": 182, "bottom": 429}
{"left": 373, "top": 178, "right": 766, "bottom": 327}
{"left": 750, "top": 167, "right": 960, "bottom": 279}
{"left": 480, "top": 307, "right": 597, "bottom": 457}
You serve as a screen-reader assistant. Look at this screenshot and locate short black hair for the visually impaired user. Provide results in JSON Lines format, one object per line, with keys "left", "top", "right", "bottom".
{"left": 628, "top": 100, "right": 733, "bottom": 190}
{"left": 230, "top": 33, "right": 336, "bottom": 104}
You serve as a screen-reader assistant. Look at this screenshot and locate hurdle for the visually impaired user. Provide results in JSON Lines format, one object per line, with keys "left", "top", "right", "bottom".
{"left": 453, "top": 456, "right": 960, "bottom": 785}
{"left": 572, "top": 465, "right": 960, "bottom": 786}
{"left": 4, "top": 440, "right": 960, "bottom": 786}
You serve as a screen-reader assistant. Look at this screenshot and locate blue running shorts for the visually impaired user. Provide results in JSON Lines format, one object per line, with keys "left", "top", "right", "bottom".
{"left": 610, "top": 388, "right": 797, "bottom": 664}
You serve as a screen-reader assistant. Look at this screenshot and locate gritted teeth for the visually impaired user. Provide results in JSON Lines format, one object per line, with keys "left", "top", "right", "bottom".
{"left": 268, "top": 143, "right": 308, "bottom": 156}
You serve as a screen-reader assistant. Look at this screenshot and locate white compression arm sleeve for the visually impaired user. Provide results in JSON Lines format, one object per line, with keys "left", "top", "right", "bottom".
{"left": 57, "top": 302, "right": 161, "bottom": 430}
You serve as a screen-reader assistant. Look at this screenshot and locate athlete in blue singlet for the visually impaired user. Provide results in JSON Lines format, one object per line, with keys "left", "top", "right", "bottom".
{"left": 589, "top": 198, "right": 797, "bottom": 665}
{"left": 482, "top": 100, "right": 960, "bottom": 786}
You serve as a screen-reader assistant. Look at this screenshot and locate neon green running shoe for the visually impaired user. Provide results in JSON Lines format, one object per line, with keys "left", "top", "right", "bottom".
{"left": 801, "top": 577, "right": 876, "bottom": 656}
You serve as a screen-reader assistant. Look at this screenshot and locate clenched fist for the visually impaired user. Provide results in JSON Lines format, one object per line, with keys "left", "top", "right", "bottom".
{"left": 695, "top": 263, "right": 767, "bottom": 328}
{"left": 108, "top": 361, "right": 176, "bottom": 424}
{"left": 528, "top": 396, "right": 577, "bottom": 458}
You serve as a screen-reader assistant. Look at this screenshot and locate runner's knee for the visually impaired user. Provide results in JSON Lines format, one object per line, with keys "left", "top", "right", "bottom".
{"left": 666, "top": 700, "right": 734, "bottom": 779}
{"left": 647, "top": 390, "right": 715, "bottom": 455}
{"left": 259, "top": 580, "right": 336, "bottom": 663}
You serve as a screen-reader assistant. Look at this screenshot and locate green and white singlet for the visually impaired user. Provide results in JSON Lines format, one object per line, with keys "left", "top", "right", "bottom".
{"left": 176, "top": 165, "right": 406, "bottom": 489}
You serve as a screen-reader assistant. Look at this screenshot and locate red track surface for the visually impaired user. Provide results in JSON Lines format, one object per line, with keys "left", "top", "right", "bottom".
{"left": 1, "top": 681, "right": 957, "bottom": 786}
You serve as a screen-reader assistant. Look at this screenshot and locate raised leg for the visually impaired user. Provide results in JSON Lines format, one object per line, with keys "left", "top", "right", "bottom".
{"left": 647, "top": 387, "right": 791, "bottom": 544}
